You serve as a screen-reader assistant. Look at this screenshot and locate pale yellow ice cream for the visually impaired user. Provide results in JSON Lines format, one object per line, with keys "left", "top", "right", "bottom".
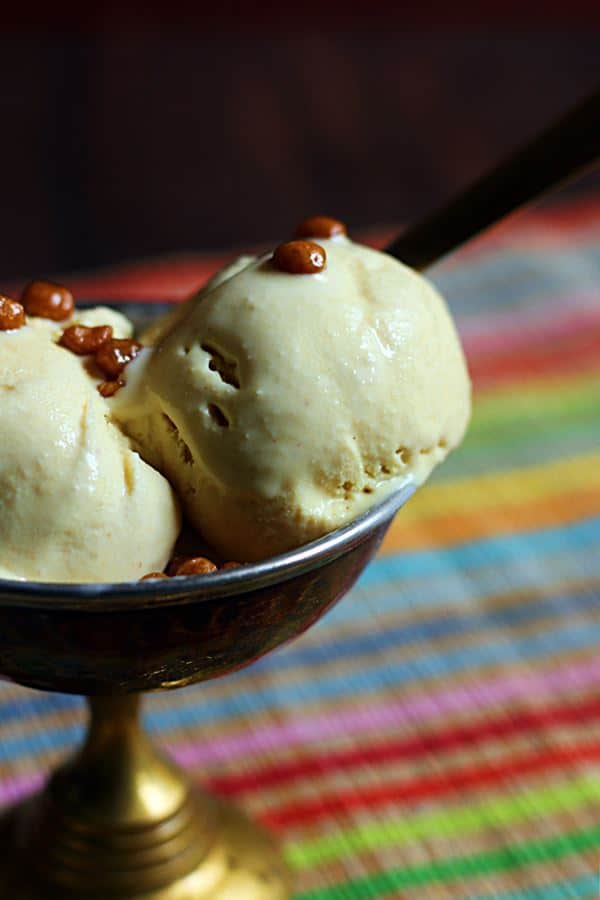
{"left": 0, "top": 317, "right": 180, "bottom": 582}
{"left": 115, "top": 236, "right": 470, "bottom": 561}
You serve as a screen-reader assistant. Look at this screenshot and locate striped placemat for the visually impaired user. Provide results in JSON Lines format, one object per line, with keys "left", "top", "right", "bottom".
{"left": 1, "top": 200, "right": 599, "bottom": 898}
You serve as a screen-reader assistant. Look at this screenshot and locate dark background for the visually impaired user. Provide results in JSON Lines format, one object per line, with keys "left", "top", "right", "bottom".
{"left": 1, "top": 5, "right": 599, "bottom": 279}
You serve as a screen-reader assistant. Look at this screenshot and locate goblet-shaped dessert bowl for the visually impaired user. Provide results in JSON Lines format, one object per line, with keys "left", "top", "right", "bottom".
{"left": 0, "top": 484, "right": 413, "bottom": 899}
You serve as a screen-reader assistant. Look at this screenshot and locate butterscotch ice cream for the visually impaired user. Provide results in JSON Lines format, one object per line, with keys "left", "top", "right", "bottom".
{"left": 115, "top": 232, "right": 470, "bottom": 561}
{"left": 0, "top": 220, "right": 470, "bottom": 582}
{"left": 0, "top": 316, "right": 179, "bottom": 582}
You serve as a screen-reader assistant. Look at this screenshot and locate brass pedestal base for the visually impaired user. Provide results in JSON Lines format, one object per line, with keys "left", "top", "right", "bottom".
{"left": 0, "top": 697, "right": 292, "bottom": 899}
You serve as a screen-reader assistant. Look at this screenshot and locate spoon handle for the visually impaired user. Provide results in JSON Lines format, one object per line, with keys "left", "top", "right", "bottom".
{"left": 385, "top": 89, "right": 600, "bottom": 270}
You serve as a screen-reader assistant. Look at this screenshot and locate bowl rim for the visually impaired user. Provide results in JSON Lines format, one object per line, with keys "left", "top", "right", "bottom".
{"left": 0, "top": 483, "right": 415, "bottom": 611}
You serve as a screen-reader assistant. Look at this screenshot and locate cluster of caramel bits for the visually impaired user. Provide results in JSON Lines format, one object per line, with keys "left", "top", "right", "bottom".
{"left": 59, "top": 324, "right": 141, "bottom": 398}
{"left": 0, "top": 279, "right": 139, "bottom": 398}
{"left": 0, "top": 280, "right": 75, "bottom": 331}
{"left": 57, "top": 315, "right": 141, "bottom": 398}
{"left": 140, "top": 556, "right": 241, "bottom": 582}
{"left": 0, "top": 279, "right": 74, "bottom": 332}
{"left": 271, "top": 216, "right": 347, "bottom": 275}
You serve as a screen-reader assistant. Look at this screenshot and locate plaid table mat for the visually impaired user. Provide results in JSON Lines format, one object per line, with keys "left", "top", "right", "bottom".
{"left": 1, "top": 200, "right": 600, "bottom": 898}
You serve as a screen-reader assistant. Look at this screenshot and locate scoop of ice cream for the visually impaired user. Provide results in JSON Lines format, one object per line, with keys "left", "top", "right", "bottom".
{"left": 116, "top": 236, "right": 470, "bottom": 561}
{"left": 0, "top": 317, "right": 179, "bottom": 582}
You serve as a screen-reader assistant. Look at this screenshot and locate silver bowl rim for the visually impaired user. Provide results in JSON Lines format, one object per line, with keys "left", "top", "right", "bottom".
{"left": 0, "top": 483, "right": 415, "bottom": 610}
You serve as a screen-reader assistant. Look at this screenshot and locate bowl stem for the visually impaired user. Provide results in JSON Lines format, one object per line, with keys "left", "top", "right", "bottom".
{"left": 0, "top": 694, "right": 292, "bottom": 898}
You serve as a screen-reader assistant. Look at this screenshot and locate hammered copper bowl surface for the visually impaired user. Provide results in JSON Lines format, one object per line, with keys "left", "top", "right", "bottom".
{"left": 0, "top": 486, "right": 413, "bottom": 695}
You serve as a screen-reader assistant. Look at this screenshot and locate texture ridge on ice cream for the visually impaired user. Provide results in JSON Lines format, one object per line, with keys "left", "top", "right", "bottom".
{"left": 0, "top": 317, "right": 180, "bottom": 582}
{"left": 116, "top": 235, "right": 470, "bottom": 562}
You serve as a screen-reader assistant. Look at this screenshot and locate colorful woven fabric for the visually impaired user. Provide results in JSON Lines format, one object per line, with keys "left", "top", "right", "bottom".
{"left": 1, "top": 200, "right": 600, "bottom": 897}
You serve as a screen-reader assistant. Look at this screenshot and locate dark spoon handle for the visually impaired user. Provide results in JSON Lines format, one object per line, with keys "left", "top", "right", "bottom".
{"left": 385, "top": 89, "right": 600, "bottom": 270}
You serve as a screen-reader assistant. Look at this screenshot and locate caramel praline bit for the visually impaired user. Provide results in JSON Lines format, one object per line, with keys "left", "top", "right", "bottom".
{"left": 140, "top": 571, "right": 169, "bottom": 581}
{"left": 22, "top": 280, "right": 74, "bottom": 321}
{"left": 294, "top": 215, "right": 347, "bottom": 239}
{"left": 97, "top": 379, "right": 125, "bottom": 398}
{"left": 272, "top": 240, "right": 326, "bottom": 275}
{"left": 173, "top": 557, "right": 218, "bottom": 577}
{"left": 95, "top": 337, "right": 142, "bottom": 379}
{"left": 0, "top": 296, "right": 26, "bottom": 331}
{"left": 59, "top": 324, "right": 113, "bottom": 356}
{"left": 221, "top": 561, "right": 242, "bottom": 570}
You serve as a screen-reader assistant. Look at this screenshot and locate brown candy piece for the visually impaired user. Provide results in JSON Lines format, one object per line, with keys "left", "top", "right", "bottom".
{"left": 97, "top": 379, "right": 125, "bottom": 398}
{"left": 59, "top": 324, "right": 113, "bottom": 356}
{"left": 221, "top": 561, "right": 242, "bottom": 570}
{"left": 272, "top": 240, "right": 326, "bottom": 275}
{"left": 139, "top": 571, "right": 169, "bottom": 581}
{"left": 22, "top": 280, "right": 74, "bottom": 321}
{"left": 166, "top": 555, "right": 186, "bottom": 576}
{"left": 173, "top": 557, "right": 218, "bottom": 577}
{"left": 0, "top": 296, "right": 26, "bottom": 331}
{"left": 95, "top": 338, "right": 142, "bottom": 379}
{"left": 294, "top": 215, "right": 347, "bottom": 239}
